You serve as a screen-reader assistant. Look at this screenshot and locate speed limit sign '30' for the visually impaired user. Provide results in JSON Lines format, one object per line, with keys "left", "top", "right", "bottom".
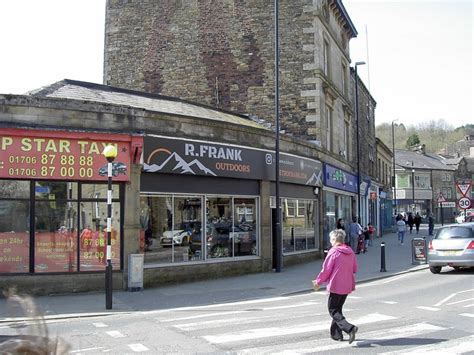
{"left": 458, "top": 197, "right": 472, "bottom": 210}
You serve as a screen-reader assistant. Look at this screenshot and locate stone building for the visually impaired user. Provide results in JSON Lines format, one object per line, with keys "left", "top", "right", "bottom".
{"left": 104, "top": 0, "right": 358, "bottom": 152}
{"left": 103, "top": 0, "right": 382, "bottom": 236}
{"left": 0, "top": 80, "right": 327, "bottom": 294}
{"left": 375, "top": 138, "right": 393, "bottom": 233}
{"left": 351, "top": 68, "right": 377, "bottom": 226}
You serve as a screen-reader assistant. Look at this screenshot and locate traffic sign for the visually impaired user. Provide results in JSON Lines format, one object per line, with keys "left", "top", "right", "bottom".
{"left": 458, "top": 197, "right": 472, "bottom": 210}
{"left": 437, "top": 193, "right": 446, "bottom": 203}
{"left": 457, "top": 182, "right": 471, "bottom": 196}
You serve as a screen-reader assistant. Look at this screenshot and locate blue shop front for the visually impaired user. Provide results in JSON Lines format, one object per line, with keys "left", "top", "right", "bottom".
{"left": 322, "top": 164, "right": 357, "bottom": 248}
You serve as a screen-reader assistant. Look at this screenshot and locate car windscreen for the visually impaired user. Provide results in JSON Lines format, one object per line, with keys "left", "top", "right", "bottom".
{"left": 436, "top": 226, "right": 473, "bottom": 239}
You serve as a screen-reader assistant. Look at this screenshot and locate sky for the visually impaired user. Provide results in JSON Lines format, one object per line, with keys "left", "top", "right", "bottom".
{"left": 0, "top": 0, "right": 472, "bottom": 129}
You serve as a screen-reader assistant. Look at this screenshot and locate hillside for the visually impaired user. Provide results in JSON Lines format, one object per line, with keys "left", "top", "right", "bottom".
{"left": 375, "top": 119, "right": 474, "bottom": 154}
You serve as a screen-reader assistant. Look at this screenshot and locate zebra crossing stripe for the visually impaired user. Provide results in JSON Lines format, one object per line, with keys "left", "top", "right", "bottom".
{"left": 237, "top": 322, "right": 446, "bottom": 354}
{"left": 203, "top": 313, "right": 396, "bottom": 344}
{"left": 460, "top": 313, "right": 474, "bottom": 318}
{"left": 128, "top": 343, "right": 149, "bottom": 352}
{"left": 380, "top": 334, "right": 474, "bottom": 354}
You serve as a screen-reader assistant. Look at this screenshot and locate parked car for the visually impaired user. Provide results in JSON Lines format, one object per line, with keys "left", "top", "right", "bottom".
{"left": 428, "top": 222, "right": 474, "bottom": 273}
{"left": 208, "top": 222, "right": 257, "bottom": 257}
{"left": 160, "top": 223, "right": 194, "bottom": 246}
{"left": 98, "top": 162, "right": 127, "bottom": 177}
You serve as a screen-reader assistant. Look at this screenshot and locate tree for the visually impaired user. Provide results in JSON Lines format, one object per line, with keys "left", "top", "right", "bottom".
{"left": 406, "top": 133, "right": 420, "bottom": 148}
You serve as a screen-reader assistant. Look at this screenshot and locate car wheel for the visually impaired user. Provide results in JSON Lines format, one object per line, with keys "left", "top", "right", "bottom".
{"left": 429, "top": 265, "right": 442, "bottom": 274}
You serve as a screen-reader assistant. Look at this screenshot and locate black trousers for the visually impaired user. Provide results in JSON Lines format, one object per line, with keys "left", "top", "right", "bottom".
{"left": 328, "top": 292, "right": 355, "bottom": 340}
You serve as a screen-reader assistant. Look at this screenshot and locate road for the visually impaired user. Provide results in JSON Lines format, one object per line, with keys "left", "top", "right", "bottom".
{"left": 1, "top": 268, "right": 473, "bottom": 354}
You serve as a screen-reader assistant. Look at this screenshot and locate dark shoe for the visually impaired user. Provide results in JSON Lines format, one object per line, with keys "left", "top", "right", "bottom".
{"left": 348, "top": 326, "right": 358, "bottom": 344}
{"left": 331, "top": 337, "right": 343, "bottom": 342}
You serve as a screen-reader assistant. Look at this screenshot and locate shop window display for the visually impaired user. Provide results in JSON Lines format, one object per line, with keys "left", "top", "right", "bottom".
{"left": 283, "top": 199, "right": 317, "bottom": 253}
{"left": 0, "top": 179, "right": 123, "bottom": 274}
{"left": 141, "top": 194, "right": 259, "bottom": 263}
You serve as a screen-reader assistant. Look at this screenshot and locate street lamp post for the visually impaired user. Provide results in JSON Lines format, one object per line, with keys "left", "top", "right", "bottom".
{"left": 354, "top": 61, "right": 365, "bottom": 223}
{"left": 102, "top": 144, "right": 117, "bottom": 310}
{"left": 274, "top": 0, "right": 282, "bottom": 272}
{"left": 391, "top": 119, "right": 398, "bottom": 215}
{"left": 411, "top": 167, "right": 415, "bottom": 212}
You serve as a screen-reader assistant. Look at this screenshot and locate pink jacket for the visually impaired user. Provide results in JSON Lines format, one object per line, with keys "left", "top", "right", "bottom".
{"left": 315, "top": 244, "right": 358, "bottom": 295}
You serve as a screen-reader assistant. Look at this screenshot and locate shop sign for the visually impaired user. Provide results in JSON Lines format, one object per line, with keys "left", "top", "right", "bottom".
{"left": 322, "top": 164, "right": 357, "bottom": 193}
{"left": 0, "top": 128, "right": 137, "bottom": 182}
{"left": 143, "top": 135, "right": 322, "bottom": 187}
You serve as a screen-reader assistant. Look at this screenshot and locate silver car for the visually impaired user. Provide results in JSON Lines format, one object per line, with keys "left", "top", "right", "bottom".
{"left": 428, "top": 222, "right": 474, "bottom": 274}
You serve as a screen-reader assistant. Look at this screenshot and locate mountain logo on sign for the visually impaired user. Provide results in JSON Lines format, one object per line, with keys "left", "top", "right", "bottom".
{"left": 306, "top": 170, "right": 322, "bottom": 186}
{"left": 144, "top": 148, "right": 216, "bottom": 176}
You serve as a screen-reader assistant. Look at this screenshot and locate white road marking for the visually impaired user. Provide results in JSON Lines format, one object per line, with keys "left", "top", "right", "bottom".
{"left": 159, "top": 310, "right": 246, "bottom": 322}
{"left": 70, "top": 347, "right": 107, "bottom": 353}
{"left": 347, "top": 295, "right": 361, "bottom": 299}
{"left": 447, "top": 297, "right": 474, "bottom": 305}
{"left": 434, "top": 292, "right": 458, "bottom": 307}
{"left": 106, "top": 330, "right": 125, "bottom": 338}
{"left": 175, "top": 316, "right": 269, "bottom": 331}
{"left": 92, "top": 322, "right": 108, "bottom": 328}
{"left": 203, "top": 313, "right": 396, "bottom": 344}
{"left": 142, "top": 296, "right": 289, "bottom": 314}
{"left": 159, "top": 301, "right": 319, "bottom": 323}
{"left": 380, "top": 334, "right": 474, "bottom": 354}
{"left": 379, "top": 274, "right": 410, "bottom": 284}
{"left": 460, "top": 313, "right": 474, "bottom": 318}
{"left": 458, "top": 288, "right": 474, "bottom": 294}
{"left": 128, "top": 343, "right": 149, "bottom": 352}
{"left": 237, "top": 322, "right": 446, "bottom": 354}
{"left": 416, "top": 306, "right": 441, "bottom": 311}
{"left": 379, "top": 301, "right": 398, "bottom": 304}
{"left": 463, "top": 304, "right": 474, "bottom": 308}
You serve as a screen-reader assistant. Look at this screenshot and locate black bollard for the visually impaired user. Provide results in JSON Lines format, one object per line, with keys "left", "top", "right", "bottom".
{"left": 380, "top": 241, "right": 387, "bottom": 272}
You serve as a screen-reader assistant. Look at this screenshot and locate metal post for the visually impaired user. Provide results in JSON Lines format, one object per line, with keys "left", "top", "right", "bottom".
{"left": 391, "top": 120, "right": 398, "bottom": 215}
{"left": 380, "top": 241, "right": 386, "bottom": 272}
{"left": 274, "top": 0, "right": 282, "bottom": 272}
{"left": 354, "top": 62, "right": 365, "bottom": 223}
{"left": 103, "top": 145, "right": 117, "bottom": 310}
{"left": 412, "top": 167, "right": 415, "bottom": 212}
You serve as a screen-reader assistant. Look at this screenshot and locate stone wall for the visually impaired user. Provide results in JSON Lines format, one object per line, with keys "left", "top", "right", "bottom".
{"left": 104, "top": 0, "right": 356, "bottom": 149}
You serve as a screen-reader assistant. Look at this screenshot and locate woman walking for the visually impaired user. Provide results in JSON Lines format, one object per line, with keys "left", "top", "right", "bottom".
{"left": 313, "top": 229, "right": 359, "bottom": 343}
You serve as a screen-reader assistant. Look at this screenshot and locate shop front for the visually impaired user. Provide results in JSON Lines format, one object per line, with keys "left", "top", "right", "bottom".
{"left": 0, "top": 127, "right": 142, "bottom": 293}
{"left": 139, "top": 135, "right": 323, "bottom": 284}
{"left": 322, "top": 164, "right": 357, "bottom": 249}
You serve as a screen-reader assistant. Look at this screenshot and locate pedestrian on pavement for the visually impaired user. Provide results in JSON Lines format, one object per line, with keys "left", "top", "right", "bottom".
{"left": 367, "top": 223, "right": 375, "bottom": 246}
{"left": 414, "top": 212, "right": 422, "bottom": 234}
{"left": 347, "top": 217, "right": 363, "bottom": 253}
{"left": 396, "top": 215, "right": 406, "bottom": 245}
{"left": 428, "top": 212, "right": 435, "bottom": 236}
{"left": 337, "top": 218, "right": 345, "bottom": 230}
{"left": 313, "top": 229, "right": 359, "bottom": 344}
{"left": 407, "top": 213, "right": 414, "bottom": 234}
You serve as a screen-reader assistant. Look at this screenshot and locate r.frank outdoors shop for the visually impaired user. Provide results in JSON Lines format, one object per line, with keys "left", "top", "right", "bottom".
{"left": 139, "top": 135, "right": 322, "bottom": 283}
{"left": 0, "top": 128, "right": 141, "bottom": 284}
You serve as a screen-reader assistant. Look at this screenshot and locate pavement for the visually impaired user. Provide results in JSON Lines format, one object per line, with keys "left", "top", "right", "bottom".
{"left": 0, "top": 226, "right": 436, "bottom": 322}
